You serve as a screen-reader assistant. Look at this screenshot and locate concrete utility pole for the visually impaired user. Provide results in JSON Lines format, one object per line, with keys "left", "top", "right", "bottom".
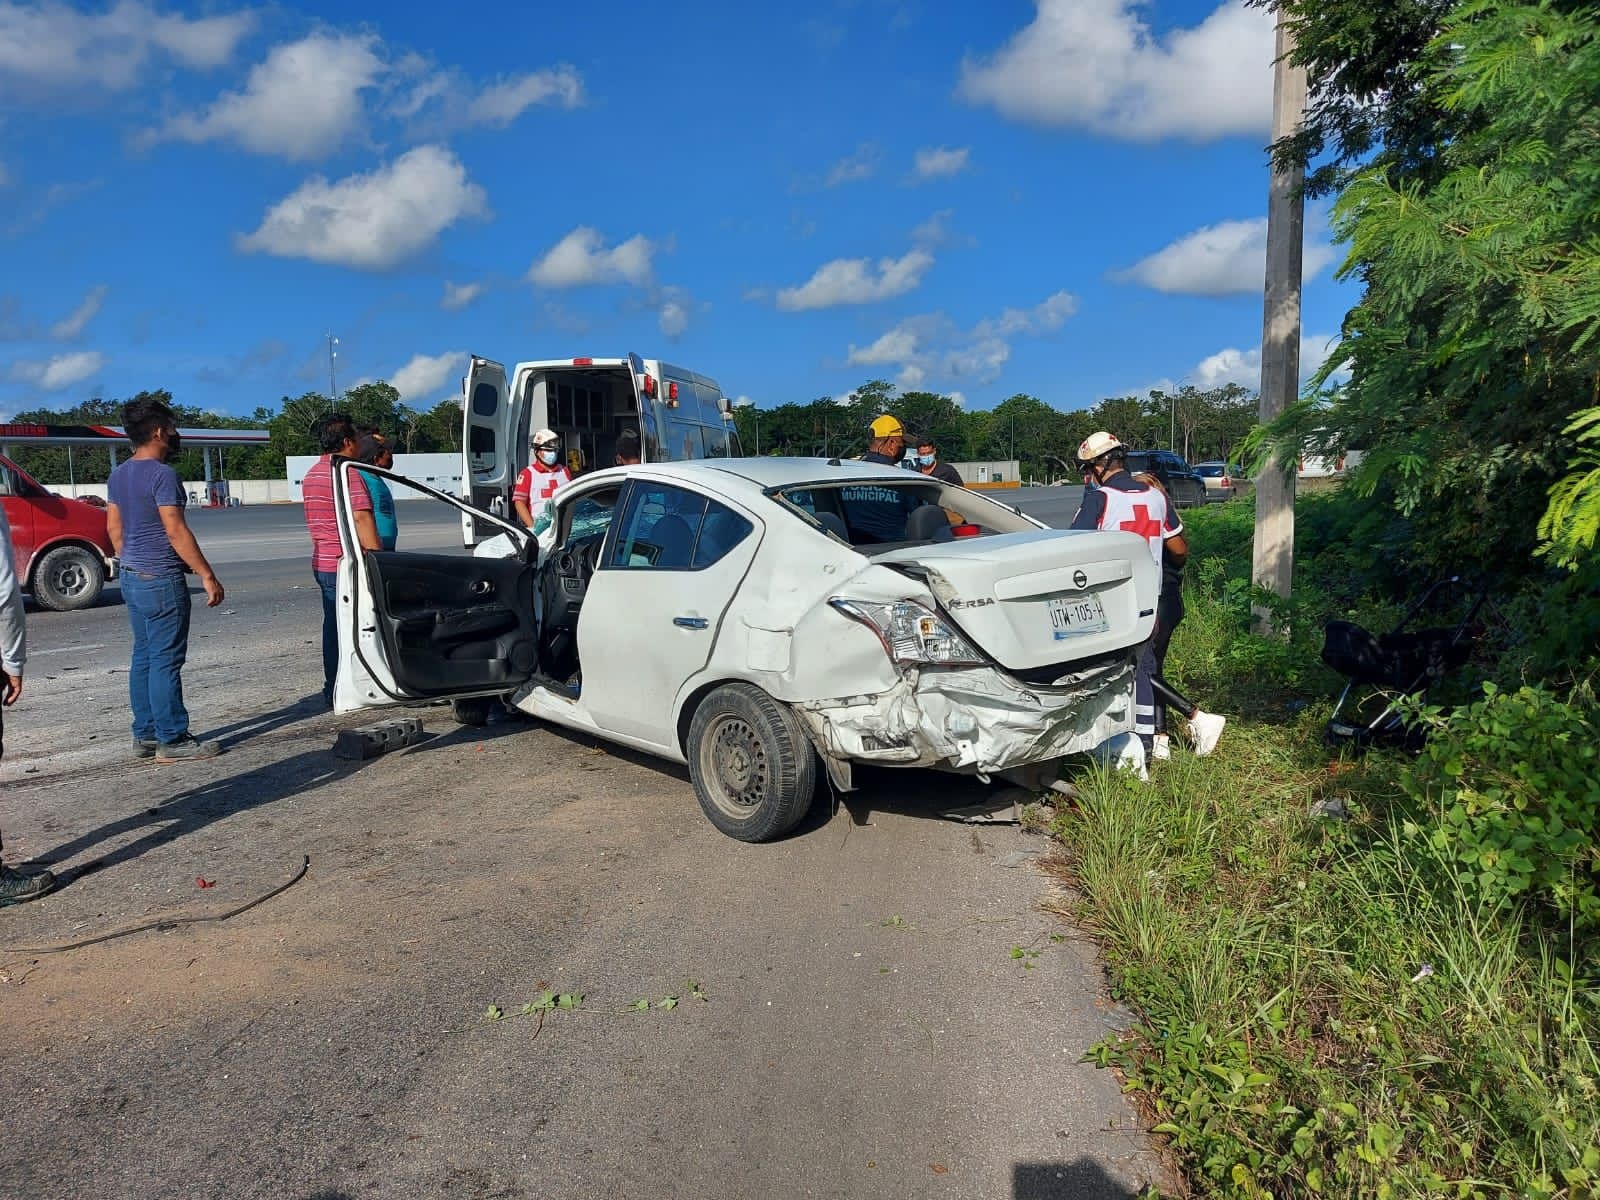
{"left": 327, "top": 333, "right": 340, "bottom": 401}
{"left": 1252, "top": 14, "right": 1308, "bottom": 632}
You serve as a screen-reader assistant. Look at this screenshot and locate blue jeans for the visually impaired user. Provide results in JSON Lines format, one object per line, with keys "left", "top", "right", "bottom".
{"left": 123, "top": 570, "right": 193, "bottom": 744}
{"left": 315, "top": 569, "right": 338, "bottom": 703}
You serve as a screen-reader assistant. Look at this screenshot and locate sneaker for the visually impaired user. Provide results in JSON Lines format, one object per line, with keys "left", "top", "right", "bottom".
{"left": 1189, "top": 711, "right": 1227, "bottom": 757}
{"left": 1151, "top": 734, "right": 1172, "bottom": 762}
{"left": 155, "top": 735, "right": 222, "bottom": 764}
{"left": 0, "top": 864, "right": 57, "bottom": 906}
{"left": 134, "top": 737, "right": 158, "bottom": 759}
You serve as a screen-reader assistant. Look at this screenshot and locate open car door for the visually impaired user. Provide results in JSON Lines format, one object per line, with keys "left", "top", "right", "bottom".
{"left": 460, "top": 355, "right": 511, "bottom": 545}
{"left": 333, "top": 459, "right": 538, "bottom": 714}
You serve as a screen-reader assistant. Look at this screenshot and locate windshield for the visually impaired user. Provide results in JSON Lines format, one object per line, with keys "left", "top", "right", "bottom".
{"left": 769, "top": 478, "right": 1038, "bottom": 552}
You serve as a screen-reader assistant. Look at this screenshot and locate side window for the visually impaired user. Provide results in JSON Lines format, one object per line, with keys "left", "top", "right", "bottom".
{"left": 0, "top": 465, "right": 15, "bottom": 497}
{"left": 692, "top": 501, "right": 752, "bottom": 568}
{"left": 606, "top": 483, "right": 751, "bottom": 571}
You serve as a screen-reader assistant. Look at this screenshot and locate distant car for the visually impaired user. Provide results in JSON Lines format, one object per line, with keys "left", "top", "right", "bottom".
{"left": 1122, "top": 451, "right": 1207, "bottom": 510}
{"left": 1195, "top": 461, "right": 1249, "bottom": 502}
{"left": 0, "top": 453, "right": 118, "bottom": 610}
{"left": 331, "top": 457, "right": 1159, "bottom": 842}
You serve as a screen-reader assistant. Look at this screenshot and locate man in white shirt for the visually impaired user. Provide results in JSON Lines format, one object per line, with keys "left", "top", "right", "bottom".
{"left": 0, "top": 506, "right": 54, "bottom": 905}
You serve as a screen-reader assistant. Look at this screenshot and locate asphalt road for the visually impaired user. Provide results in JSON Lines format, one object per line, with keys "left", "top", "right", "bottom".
{"left": 1, "top": 485, "right": 1162, "bottom": 1200}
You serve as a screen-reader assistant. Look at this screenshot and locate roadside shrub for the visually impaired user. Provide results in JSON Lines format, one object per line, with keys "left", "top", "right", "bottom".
{"left": 1401, "top": 683, "right": 1600, "bottom": 931}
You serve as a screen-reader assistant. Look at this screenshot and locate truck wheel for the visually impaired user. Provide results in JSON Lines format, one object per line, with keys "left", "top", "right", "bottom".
{"left": 451, "top": 697, "right": 494, "bottom": 726}
{"left": 32, "top": 545, "right": 105, "bottom": 611}
{"left": 687, "top": 683, "right": 818, "bottom": 842}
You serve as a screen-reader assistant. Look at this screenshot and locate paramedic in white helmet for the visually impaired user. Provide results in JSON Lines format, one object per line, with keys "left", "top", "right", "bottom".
{"left": 1070, "top": 431, "right": 1187, "bottom": 761}
{"left": 513, "top": 428, "right": 572, "bottom": 530}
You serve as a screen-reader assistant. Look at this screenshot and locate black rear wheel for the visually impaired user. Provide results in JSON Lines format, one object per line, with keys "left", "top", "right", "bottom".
{"left": 687, "top": 684, "right": 818, "bottom": 842}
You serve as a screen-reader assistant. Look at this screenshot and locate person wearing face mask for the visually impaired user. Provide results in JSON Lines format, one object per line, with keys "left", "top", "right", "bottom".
{"left": 105, "top": 397, "right": 226, "bottom": 763}
{"left": 513, "top": 428, "right": 573, "bottom": 530}
{"left": 914, "top": 438, "right": 963, "bottom": 486}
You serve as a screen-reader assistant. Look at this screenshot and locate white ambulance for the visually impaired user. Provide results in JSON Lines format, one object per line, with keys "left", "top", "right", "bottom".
{"left": 460, "top": 352, "right": 741, "bottom": 543}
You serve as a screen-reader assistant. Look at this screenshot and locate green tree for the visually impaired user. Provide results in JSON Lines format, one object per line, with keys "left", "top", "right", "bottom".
{"left": 1261, "top": 0, "right": 1600, "bottom": 573}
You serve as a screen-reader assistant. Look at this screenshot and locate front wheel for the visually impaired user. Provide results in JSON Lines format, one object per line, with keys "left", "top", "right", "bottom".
{"left": 32, "top": 545, "right": 105, "bottom": 611}
{"left": 687, "top": 683, "right": 818, "bottom": 842}
{"left": 451, "top": 697, "right": 495, "bottom": 726}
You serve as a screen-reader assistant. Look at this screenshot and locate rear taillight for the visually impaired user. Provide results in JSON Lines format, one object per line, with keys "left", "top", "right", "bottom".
{"left": 951, "top": 524, "right": 981, "bottom": 538}
{"left": 572, "top": 357, "right": 594, "bottom": 366}
{"left": 1221, "top": 476, "right": 1230, "bottom": 489}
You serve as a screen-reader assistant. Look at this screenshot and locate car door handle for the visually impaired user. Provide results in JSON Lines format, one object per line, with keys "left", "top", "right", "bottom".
{"left": 673, "top": 616, "right": 709, "bottom": 630}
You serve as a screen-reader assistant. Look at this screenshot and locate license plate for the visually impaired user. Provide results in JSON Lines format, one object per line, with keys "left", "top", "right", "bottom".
{"left": 1047, "top": 594, "right": 1108, "bottom": 639}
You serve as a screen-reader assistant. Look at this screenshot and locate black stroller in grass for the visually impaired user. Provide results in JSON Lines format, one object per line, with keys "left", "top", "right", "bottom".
{"left": 1321, "top": 576, "right": 1489, "bottom": 750}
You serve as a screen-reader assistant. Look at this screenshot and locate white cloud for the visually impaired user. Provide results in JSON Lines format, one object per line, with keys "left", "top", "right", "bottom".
{"left": 845, "top": 290, "right": 1078, "bottom": 390}
{"left": 466, "top": 67, "right": 582, "bottom": 125}
{"left": 776, "top": 247, "right": 933, "bottom": 311}
{"left": 978, "top": 289, "right": 1079, "bottom": 337}
{"left": 144, "top": 33, "right": 382, "bottom": 161}
{"left": 1114, "top": 217, "right": 1338, "bottom": 296}
{"left": 946, "top": 390, "right": 967, "bottom": 408}
{"left": 389, "top": 350, "right": 466, "bottom": 400}
{"left": 236, "top": 146, "right": 488, "bottom": 270}
{"left": 825, "top": 143, "right": 878, "bottom": 187}
{"left": 658, "top": 293, "right": 690, "bottom": 338}
{"left": 910, "top": 209, "right": 956, "bottom": 247}
{"left": 0, "top": 1, "right": 254, "bottom": 92}
{"left": 528, "top": 227, "right": 656, "bottom": 289}
{"left": 394, "top": 63, "right": 583, "bottom": 135}
{"left": 9, "top": 349, "right": 105, "bottom": 389}
{"left": 50, "top": 283, "right": 107, "bottom": 339}
{"left": 732, "top": 394, "right": 755, "bottom": 408}
{"left": 912, "top": 145, "right": 970, "bottom": 180}
{"left": 847, "top": 324, "right": 921, "bottom": 367}
{"left": 441, "top": 280, "right": 484, "bottom": 310}
{"left": 1186, "top": 332, "right": 1346, "bottom": 391}
{"left": 959, "top": 0, "right": 1273, "bottom": 142}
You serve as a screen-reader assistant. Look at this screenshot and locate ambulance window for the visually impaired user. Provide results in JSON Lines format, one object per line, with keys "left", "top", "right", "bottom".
{"left": 470, "top": 382, "right": 498, "bottom": 417}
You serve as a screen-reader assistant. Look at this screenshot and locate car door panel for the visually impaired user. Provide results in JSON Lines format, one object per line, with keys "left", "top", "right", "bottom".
{"left": 365, "top": 552, "right": 537, "bottom": 694}
{"left": 576, "top": 481, "right": 761, "bottom": 747}
{"left": 333, "top": 458, "right": 536, "bottom": 712}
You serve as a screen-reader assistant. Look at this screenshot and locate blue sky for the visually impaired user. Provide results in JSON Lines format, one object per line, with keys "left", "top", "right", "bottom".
{"left": 0, "top": 0, "right": 1355, "bottom": 420}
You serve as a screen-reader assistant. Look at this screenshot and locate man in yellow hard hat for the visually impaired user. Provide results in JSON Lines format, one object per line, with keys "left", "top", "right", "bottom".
{"left": 862, "top": 415, "right": 907, "bottom": 467}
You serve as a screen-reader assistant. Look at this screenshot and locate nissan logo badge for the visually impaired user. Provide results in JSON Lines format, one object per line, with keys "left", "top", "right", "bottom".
{"left": 1073, "top": 569, "right": 1088, "bottom": 589}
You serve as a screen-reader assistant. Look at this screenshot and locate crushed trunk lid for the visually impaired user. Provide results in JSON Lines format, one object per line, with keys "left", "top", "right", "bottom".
{"left": 874, "top": 529, "right": 1158, "bottom": 673}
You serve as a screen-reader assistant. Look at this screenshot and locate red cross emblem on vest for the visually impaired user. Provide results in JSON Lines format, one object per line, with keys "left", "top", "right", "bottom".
{"left": 1118, "top": 503, "right": 1163, "bottom": 540}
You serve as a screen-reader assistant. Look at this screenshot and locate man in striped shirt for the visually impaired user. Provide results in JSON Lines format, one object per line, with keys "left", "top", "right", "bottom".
{"left": 302, "top": 413, "right": 381, "bottom": 707}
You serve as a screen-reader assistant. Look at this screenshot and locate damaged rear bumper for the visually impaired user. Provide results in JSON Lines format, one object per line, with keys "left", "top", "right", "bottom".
{"left": 792, "top": 652, "right": 1135, "bottom": 787}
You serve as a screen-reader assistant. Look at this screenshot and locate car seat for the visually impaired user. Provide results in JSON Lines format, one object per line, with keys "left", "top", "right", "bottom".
{"left": 904, "top": 504, "right": 954, "bottom": 543}
{"left": 649, "top": 515, "right": 695, "bottom": 568}
{"left": 812, "top": 512, "right": 849, "bottom": 542}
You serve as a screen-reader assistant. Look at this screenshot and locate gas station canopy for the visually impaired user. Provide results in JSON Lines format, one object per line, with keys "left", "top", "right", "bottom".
{"left": 0, "top": 423, "right": 269, "bottom": 447}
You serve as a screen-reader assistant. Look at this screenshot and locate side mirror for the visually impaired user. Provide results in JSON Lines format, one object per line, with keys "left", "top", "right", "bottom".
{"left": 716, "top": 396, "right": 734, "bottom": 417}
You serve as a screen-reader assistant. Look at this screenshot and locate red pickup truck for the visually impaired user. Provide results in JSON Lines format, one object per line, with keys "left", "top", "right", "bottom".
{"left": 0, "top": 452, "right": 118, "bottom": 610}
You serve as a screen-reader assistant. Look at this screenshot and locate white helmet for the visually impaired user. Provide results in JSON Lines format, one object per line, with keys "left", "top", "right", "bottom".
{"left": 1077, "top": 431, "right": 1123, "bottom": 463}
{"left": 531, "top": 427, "right": 560, "bottom": 449}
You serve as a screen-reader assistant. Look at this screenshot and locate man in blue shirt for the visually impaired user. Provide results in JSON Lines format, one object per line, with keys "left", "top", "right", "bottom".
{"left": 357, "top": 431, "right": 398, "bottom": 551}
{"left": 106, "top": 397, "right": 225, "bottom": 763}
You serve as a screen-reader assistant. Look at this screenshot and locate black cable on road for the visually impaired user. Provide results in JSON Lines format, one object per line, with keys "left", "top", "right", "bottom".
{"left": 6, "top": 855, "right": 310, "bottom": 955}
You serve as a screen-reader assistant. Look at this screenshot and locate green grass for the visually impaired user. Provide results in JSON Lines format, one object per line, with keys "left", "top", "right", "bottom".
{"left": 1047, "top": 502, "right": 1600, "bottom": 1199}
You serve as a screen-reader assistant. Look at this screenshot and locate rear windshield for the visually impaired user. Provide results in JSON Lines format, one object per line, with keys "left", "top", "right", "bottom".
{"left": 1195, "top": 464, "right": 1224, "bottom": 477}
{"left": 768, "top": 479, "right": 1038, "bottom": 552}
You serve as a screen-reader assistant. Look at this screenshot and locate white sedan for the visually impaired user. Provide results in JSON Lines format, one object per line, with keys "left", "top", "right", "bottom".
{"left": 331, "top": 457, "right": 1159, "bottom": 841}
